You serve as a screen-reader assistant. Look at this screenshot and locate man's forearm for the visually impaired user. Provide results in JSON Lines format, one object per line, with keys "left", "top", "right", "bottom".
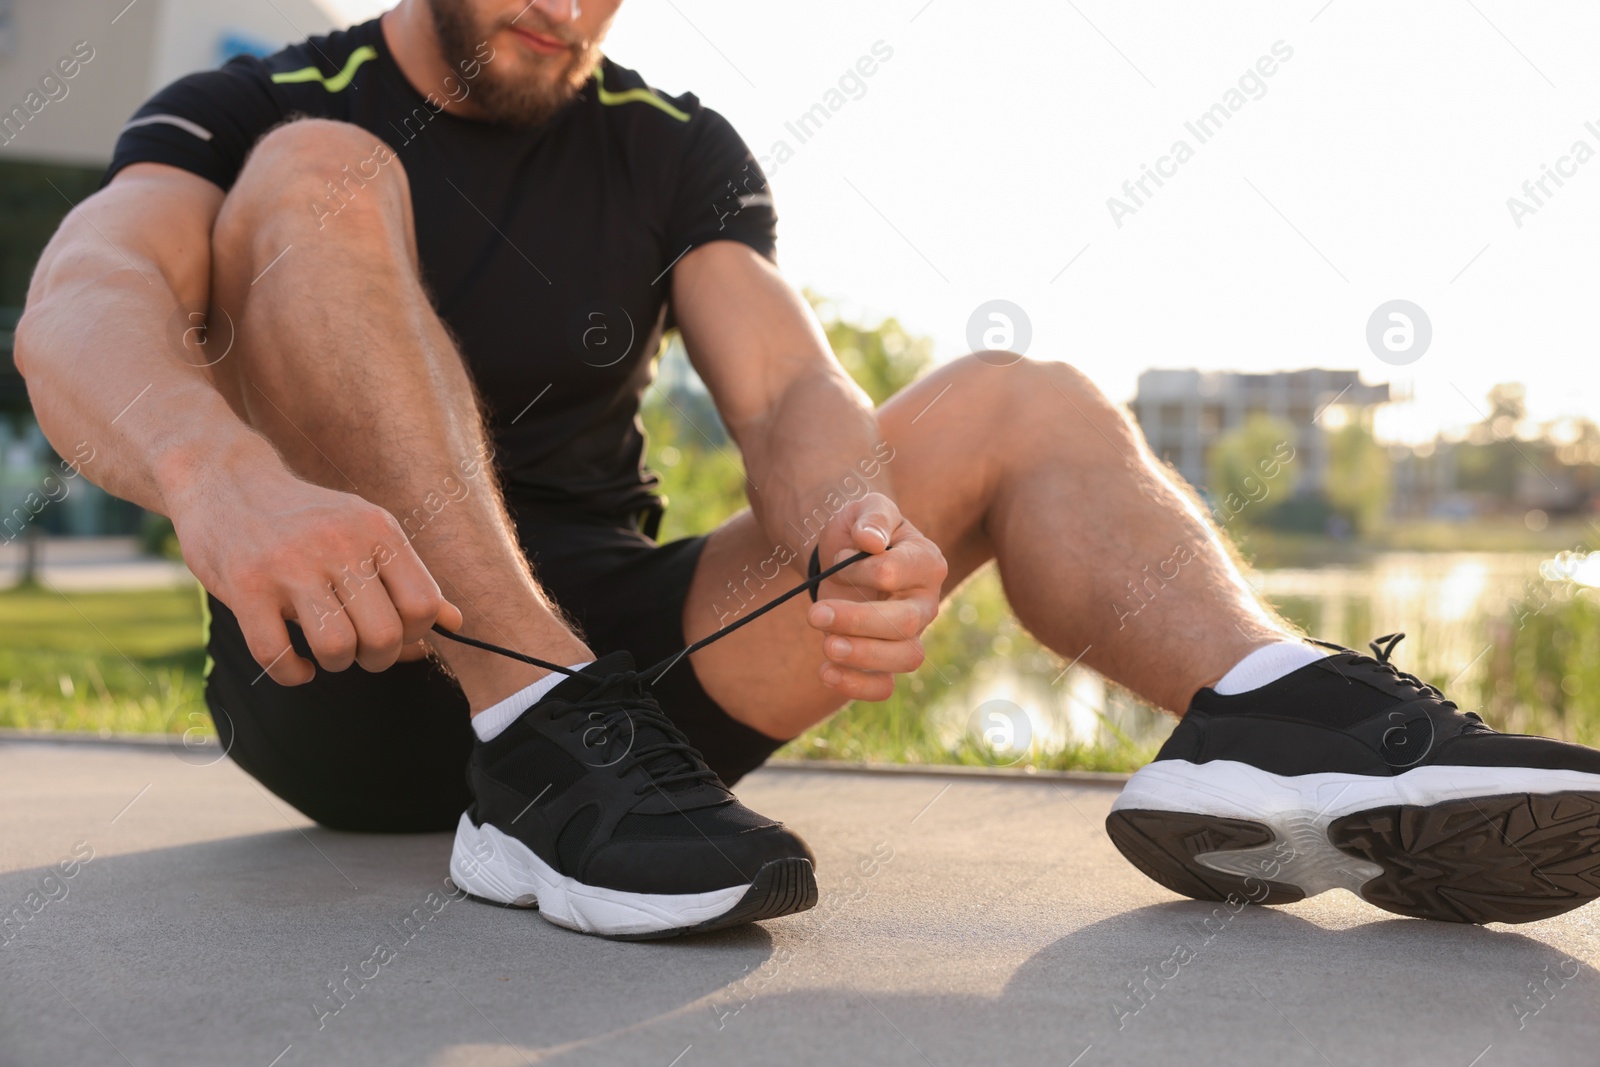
{"left": 731, "top": 366, "right": 897, "bottom": 575}
{"left": 668, "top": 240, "right": 901, "bottom": 572}
{"left": 17, "top": 257, "right": 282, "bottom": 518}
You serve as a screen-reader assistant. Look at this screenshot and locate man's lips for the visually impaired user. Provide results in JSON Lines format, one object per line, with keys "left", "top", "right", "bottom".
{"left": 507, "top": 24, "right": 571, "bottom": 55}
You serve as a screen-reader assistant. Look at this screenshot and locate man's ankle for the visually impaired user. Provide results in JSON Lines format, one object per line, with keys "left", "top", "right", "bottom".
{"left": 472, "top": 661, "right": 594, "bottom": 741}
{"left": 1210, "top": 640, "right": 1329, "bottom": 695}
{"left": 446, "top": 632, "right": 594, "bottom": 714}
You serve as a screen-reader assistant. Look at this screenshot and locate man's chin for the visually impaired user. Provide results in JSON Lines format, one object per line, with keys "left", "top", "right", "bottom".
{"left": 472, "top": 75, "right": 584, "bottom": 126}
{"left": 500, "top": 52, "right": 578, "bottom": 90}
{"left": 463, "top": 23, "right": 597, "bottom": 125}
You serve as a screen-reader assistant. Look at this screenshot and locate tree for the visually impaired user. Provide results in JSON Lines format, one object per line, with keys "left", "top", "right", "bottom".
{"left": 1205, "top": 415, "right": 1299, "bottom": 526}
{"left": 642, "top": 297, "right": 933, "bottom": 541}
{"left": 807, "top": 291, "right": 932, "bottom": 405}
{"left": 1324, "top": 423, "right": 1392, "bottom": 533}
{"left": 1460, "top": 382, "right": 1533, "bottom": 501}
{"left": 1487, "top": 382, "right": 1527, "bottom": 431}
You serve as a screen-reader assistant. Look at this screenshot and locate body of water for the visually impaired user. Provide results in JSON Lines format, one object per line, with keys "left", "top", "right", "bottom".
{"left": 937, "top": 551, "right": 1598, "bottom": 761}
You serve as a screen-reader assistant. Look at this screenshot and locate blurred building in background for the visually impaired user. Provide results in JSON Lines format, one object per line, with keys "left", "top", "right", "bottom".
{"left": 0, "top": 0, "right": 333, "bottom": 166}
{"left": 1132, "top": 368, "right": 1600, "bottom": 531}
{"left": 1389, "top": 384, "right": 1600, "bottom": 522}
{"left": 0, "top": 0, "right": 334, "bottom": 537}
{"left": 1, "top": 0, "right": 1595, "bottom": 549}
{"left": 1133, "top": 368, "right": 1392, "bottom": 495}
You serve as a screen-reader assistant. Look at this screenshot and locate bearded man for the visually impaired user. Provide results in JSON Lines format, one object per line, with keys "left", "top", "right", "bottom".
{"left": 18, "top": 0, "right": 1600, "bottom": 939}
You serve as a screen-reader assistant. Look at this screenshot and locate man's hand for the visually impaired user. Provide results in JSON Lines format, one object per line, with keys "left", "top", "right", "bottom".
{"left": 804, "top": 492, "right": 947, "bottom": 701}
{"left": 171, "top": 463, "right": 461, "bottom": 685}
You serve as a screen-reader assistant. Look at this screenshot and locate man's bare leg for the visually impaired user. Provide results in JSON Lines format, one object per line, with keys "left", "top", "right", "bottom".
{"left": 208, "top": 119, "right": 589, "bottom": 710}
{"left": 685, "top": 354, "right": 1293, "bottom": 739}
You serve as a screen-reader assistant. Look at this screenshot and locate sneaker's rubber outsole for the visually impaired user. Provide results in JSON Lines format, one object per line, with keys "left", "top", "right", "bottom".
{"left": 448, "top": 813, "right": 817, "bottom": 939}
{"left": 1328, "top": 792, "right": 1600, "bottom": 924}
{"left": 1107, "top": 761, "right": 1600, "bottom": 924}
{"left": 1103, "top": 810, "right": 1307, "bottom": 907}
{"left": 607, "top": 856, "right": 819, "bottom": 941}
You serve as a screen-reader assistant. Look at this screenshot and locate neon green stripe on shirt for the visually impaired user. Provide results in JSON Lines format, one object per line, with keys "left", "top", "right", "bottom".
{"left": 594, "top": 64, "right": 690, "bottom": 122}
{"left": 270, "top": 45, "right": 378, "bottom": 92}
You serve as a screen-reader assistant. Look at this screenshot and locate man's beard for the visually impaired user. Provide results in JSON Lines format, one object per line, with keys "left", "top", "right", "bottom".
{"left": 428, "top": 0, "right": 602, "bottom": 126}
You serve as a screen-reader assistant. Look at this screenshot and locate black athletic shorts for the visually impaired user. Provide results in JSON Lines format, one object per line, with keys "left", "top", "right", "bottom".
{"left": 202, "top": 504, "right": 786, "bottom": 833}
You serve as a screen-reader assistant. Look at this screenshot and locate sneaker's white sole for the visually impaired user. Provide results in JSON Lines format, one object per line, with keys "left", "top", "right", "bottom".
{"left": 1108, "top": 760, "right": 1600, "bottom": 923}
{"left": 447, "top": 814, "right": 782, "bottom": 939}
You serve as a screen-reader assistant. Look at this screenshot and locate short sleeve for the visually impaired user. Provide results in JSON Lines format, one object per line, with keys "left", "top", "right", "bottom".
{"left": 664, "top": 107, "right": 777, "bottom": 264}
{"left": 102, "top": 59, "right": 284, "bottom": 192}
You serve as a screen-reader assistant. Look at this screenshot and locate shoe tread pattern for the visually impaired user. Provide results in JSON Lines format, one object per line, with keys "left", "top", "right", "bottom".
{"left": 1329, "top": 790, "right": 1600, "bottom": 924}
{"left": 1106, "top": 809, "right": 1305, "bottom": 906}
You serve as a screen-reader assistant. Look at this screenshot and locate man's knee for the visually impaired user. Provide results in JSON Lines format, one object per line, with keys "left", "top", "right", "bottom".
{"left": 215, "top": 118, "right": 410, "bottom": 255}
{"left": 948, "top": 352, "right": 1107, "bottom": 413}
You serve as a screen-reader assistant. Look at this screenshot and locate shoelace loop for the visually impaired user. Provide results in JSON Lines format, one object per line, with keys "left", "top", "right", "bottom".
{"left": 1368, "top": 632, "right": 1406, "bottom": 664}
{"left": 1311, "top": 631, "right": 1465, "bottom": 714}
{"left": 431, "top": 548, "right": 875, "bottom": 786}
{"left": 432, "top": 548, "right": 872, "bottom": 683}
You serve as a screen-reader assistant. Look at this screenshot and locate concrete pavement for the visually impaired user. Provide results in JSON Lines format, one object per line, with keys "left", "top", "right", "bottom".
{"left": 3, "top": 739, "right": 1599, "bottom": 1066}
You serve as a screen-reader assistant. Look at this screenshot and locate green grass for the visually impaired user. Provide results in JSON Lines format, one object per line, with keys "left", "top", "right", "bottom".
{"left": 4, "top": 563, "right": 1598, "bottom": 777}
{"left": 0, "top": 582, "right": 207, "bottom": 734}
{"left": 775, "top": 566, "right": 1166, "bottom": 772}
{"left": 0, "top": 569, "right": 1159, "bottom": 771}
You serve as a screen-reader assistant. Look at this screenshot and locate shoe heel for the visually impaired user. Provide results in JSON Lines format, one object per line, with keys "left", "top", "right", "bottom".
{"left": 448, "top": 813, "right": 538, "bottom": 908}
{"left": 1106, "top": 809, "right": 1306, "bottom": 906}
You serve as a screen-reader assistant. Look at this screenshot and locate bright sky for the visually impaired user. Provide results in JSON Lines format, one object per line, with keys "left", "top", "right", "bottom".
{"left": 319, "top": 0, "right": 1600, "bottom": 443}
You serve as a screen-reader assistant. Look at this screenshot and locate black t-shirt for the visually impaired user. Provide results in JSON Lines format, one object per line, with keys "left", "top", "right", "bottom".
{"left": 105, "top": 18, "right": 776, "bottom": 522}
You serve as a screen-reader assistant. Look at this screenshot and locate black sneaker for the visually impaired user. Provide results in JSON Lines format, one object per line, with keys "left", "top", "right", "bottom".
{"left": 448, "top": 651, "right": 818, "bottom": 939}
{"left": 1107, "top": 634, "right": 1600, "bottom": 924}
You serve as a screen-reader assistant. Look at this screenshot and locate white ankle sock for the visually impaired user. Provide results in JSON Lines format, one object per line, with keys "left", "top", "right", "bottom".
{"left": 472, "top": 662, "right": 592, "bottom": 742}
{"left": 1212, "top": 642, "right": 1328, "bottom": 695}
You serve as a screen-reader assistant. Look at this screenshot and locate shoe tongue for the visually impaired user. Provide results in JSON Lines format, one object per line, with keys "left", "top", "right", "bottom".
{"left": 543, "top": 651, "right": 715, "bottom": 793}
{"left": 545, "top": 650, "right": 636, "bottom": 703}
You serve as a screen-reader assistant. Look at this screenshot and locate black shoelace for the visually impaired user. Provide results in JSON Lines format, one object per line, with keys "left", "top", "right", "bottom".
{"left": 432, "top": 548, "right": 873, "bottom": 786}
{"left": 550, "top": 668, "right": 726, "bottom": 791}
{"left": 1309, "top": 631, "right": 1486, "bottom": 726}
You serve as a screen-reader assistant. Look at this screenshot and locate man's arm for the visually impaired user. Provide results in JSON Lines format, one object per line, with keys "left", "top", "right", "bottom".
{"left": 21, "top": 164, "right": 248, "bottom": 514}
{"left": 15, "top": 163, "right": 458, "bottom": 683}
{"left": 671, "top": 241, "right": 946, "bottom": 700}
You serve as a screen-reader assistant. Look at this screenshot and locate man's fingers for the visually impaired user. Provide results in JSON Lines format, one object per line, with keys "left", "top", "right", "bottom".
{"left": 294, "top": 586, "right": 359, "bottom": 672}
{"left": 377, "top": 540, "right": 454, "bottom": 643}
{"left": 236, "top": 607, "right": 315, "bottom": 686}
{"left": 828, "top": 541, "right": 942, "bottom": 597}
{"left": 851, "top": 511, "right": 894, "bottom": 553}
{"left": 843, "top": 493, "right": 900, "bottom": 554}
{"left": 817, "top": 661, "right": 896, "bottom": 702}
{"left": 807, "top": 497, "right": 944, "bottom": 696}
{"left": 808, "top": 597, "right": 931, "bottom": 640}
{"left": 820, "top": 634, "right": 925, "bottom": 674}
{"left": 339, "top": 581, "right": 407, "bottom": 673}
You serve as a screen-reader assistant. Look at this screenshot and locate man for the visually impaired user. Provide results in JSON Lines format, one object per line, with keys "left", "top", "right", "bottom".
{"left": 17, "top": 0, "right": 1600, "bottom": 939}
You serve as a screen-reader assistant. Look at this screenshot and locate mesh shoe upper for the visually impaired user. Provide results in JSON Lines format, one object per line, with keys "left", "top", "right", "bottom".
{"left": 1155, "top": 634, "right": 1600, "bottom": 779}
{"left": 467, "top": 650, "right": 813, "bottom": 895}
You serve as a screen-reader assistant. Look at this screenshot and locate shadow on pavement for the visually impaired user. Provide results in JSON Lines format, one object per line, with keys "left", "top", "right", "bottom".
{"left": 1, "top": 827, "right": 774, "bottom": 1066}
{"left": 517, "top": 900, "right": 1600, "bottom": 1066}
{"left": 5, "top": 822, "right": 1600, "bottom": 1066}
